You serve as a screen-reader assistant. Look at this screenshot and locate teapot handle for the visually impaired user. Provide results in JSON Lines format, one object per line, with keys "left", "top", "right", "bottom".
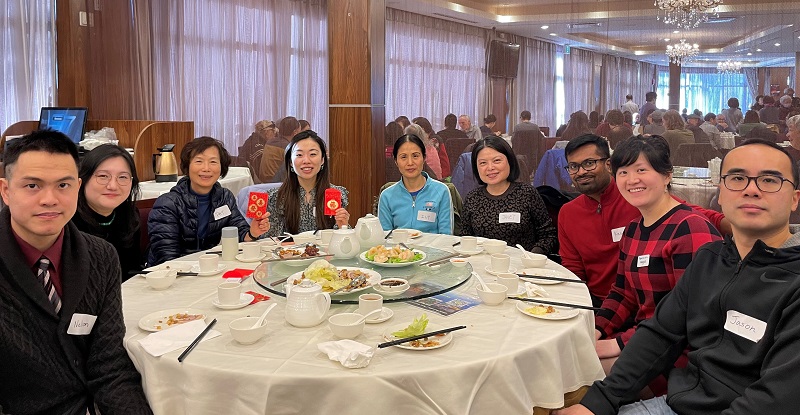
{"left": 316, "top": 292, "right": 331, "bottom": 316}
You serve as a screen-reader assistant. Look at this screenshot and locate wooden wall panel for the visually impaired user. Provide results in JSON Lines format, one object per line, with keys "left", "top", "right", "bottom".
{"left": 329, "top": 107, "right": 376, "bottom": 220}
{"left": 328, "top": 0, "right": 371, "bottom": 104}
{"left": 55, "top": 0, "right": 91, "bottom": 108}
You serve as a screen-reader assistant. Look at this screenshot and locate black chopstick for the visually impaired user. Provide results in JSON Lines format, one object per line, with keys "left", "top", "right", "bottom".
{"left": 206, "top": 249, "right": 243, "bottom": 255}
{"left": 517, "top": 273, "right": 587, "bottom": 284}
{"left": 270, "top": 276, "right": 290, "bottom": 287}
{"left": 385, "top": 228, "right": 396, "bottom": 239}
{"left": 176, "top": 272, "right": 198, "bottom": 276}
{"left": 378, "top": 326, "right": 466, "bottom": 348}
{"left": 509, "top": 297, "right": 601, "bottom": 311}
{"left": 178, "top": 318, "right": 217, "bottom": 362}
{"left": 452, "top": 241, "right": 461, "bottom": 247}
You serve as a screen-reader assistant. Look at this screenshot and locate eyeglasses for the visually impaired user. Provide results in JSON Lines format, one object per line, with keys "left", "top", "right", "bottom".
{"left": 565, "top": 158, "right": 609, "bottom": 174}
{"left": 94, "top": 173, "right": 132, "bottom": 186}
{"left": 721, "top": 173, "right": 795, "bottom": 193}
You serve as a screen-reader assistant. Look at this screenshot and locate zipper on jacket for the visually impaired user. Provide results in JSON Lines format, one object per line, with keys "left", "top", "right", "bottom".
{"left": 596, "top": 203, "right": 601, "bottom": 214}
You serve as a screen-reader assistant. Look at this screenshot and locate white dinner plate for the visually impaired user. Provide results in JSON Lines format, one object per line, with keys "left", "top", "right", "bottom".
{"left": 382, "top": 324, "right": 454, "bottom": 350}
{"left": 485, "top": 266, "right": 517, "bottom": 276}
{"left": 286, "top": 267, "right": 381, "bottom": 296}
{"left": 143, "top": 261, "right": 194, "bottom": 273}
{"left": 515, "top": 301, "right": 580, "bottom": 320}
{"left": 138, "top": 308, "right": 206, "bottom": 332}
{"left": 518, "top": 268, "right": 573, "bottom": 285}
{"left": 190, "top": 264, "right": 228, "bottom": 277}
{"left": 235, "top": 253, "right": 268, "bottom": 263}
{"left": 358, "top": 249, "right": 426, "bottom": 268}
{"left": 272, "top": 250, "right": 328, "bottom": 267}
{"left": 453, "top": 246, "right": 483, "bottom": 256}
{"left": 212, "top": 293, "right": 255, "bottom": 310}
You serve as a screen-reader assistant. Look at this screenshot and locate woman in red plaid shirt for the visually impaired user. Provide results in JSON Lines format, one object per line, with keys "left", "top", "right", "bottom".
{"left": 594, "top": 135, "right": 722, "bottom": 396}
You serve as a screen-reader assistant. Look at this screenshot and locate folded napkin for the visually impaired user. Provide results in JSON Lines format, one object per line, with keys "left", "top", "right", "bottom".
{"left": 138, "top": 320, "right": 221, "bottom": 357}
{"left": 317, "top": 339, "right": 376, "bottom": 368}
{"left": 525, "top": 282, "right": 549, "bottom": 298}
{"left": 223, "top": 268, "right": 253, "bottom": 280}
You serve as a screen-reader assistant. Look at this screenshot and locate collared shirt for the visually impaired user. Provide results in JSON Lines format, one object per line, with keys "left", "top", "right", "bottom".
{"left": 12, "top": 228, "right": 65, "bottom": 296}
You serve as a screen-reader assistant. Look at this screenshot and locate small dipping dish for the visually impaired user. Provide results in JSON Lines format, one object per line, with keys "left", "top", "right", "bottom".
{"left": 450, "top": 257, "right": 468, "bottom": 268}
{"left": 372, "top": 278, "right": 410, "bottom": 296}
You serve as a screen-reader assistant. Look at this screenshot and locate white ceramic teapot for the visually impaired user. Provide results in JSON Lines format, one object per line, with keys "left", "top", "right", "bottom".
{"left": 284, "top": 280, "right": 331, "bottom": 328}
{"left": 328, "top": 228, "right": 361, "bottom": 259}
{"left": 355, "top": 214, "right": 385, "bottom": 248}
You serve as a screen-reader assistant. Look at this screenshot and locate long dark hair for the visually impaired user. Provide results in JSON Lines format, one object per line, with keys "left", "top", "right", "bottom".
{"left": 276, "top": 130, "right": 333, "bottom": 233}
{"left": 77, "top": 144, "right": 141, "bottom": 244}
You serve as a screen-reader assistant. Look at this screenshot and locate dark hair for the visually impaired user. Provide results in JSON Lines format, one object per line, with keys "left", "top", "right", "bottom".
{"left": 471, "top": 136, "right": 520, "bottom": 185}
{"left": 727, "top": 97, "right": 739, "bottom": 109}
{"left": 561, "top": 111, "right": 591, "bottom": 141}
{"left": 622, "top": 111, "right": 633, "bottom": 125}
{"left": 278, "top": 116, "right": 301, "bottom": 138}
{"left": 299, "top": 119, "right": 310, "bottom": 129}
{"left": 645, "top": 92, "right": 657, "bottom": 102}
{"left": 763, "top": 96, "right": 775, "bottom": 105}
{"left": 610, "top": 135, "right": 673, "bottom": 179}
{"left": 444, "top": 114, "right": 457, "bottom": 129}
{"left": 277, "top": 130, "right": 334, "bottom": 233}
{"left": 484, "top": 114, "right": 497, "bottom": 124}
{"left": 588, "top": 111, "right": 600, "bottom": 128}
{"left": 520, "top": 111, "right": 531, "bottom": 121}
{"left": 77, "top": 144, "right": 141, "bottom": 244}
{"left": 3, "top": 129, "right": 79, "bottom": 178}
{"left": 392, "top": 134, "right": 426, "bottom": 160}
{"left": 704, "top": 112, "right": 717, "bottom": 122}
{"left": 606, "top": 109, "right": 624, "bottom": 126}
{"left": 395, "top": 116, "right": 411, "bottom": 128}
{"left": 385, "top": 121, "right": 404, "bottom": 147}
{"left": 626, "top": 94, "right": 633, "bottom": 100}
{"left": 180, "top": 136, "right": 231, "bottom": 179}
{"left": 412, "top": 117, "right": 435, "bottom": 135}
{"left": 743, "top": 110, "right": 760, "bottom": 124}
{"left": 564, "top": 134, "right": 611, "bottom": 160}
{"left": 724, "top": 138, "right": 799, "bottom": 189}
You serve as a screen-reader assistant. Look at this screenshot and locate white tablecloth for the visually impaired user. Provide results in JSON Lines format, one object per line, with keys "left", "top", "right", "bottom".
{"left": 137, "top": 167, "right": 254, "bottom": 200}
{"left": 671, "top": 178, "right": 719, "bottom": 209}
{"left": 122, "top": 233, "right": 603, "bottom": 414}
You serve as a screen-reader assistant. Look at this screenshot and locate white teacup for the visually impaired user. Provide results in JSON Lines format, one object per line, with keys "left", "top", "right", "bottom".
{"left": 392, "top": 229, "right": 410, "bottom": 244}
{"left": 490, "top": 253, "right": 510, "bottom": 273}
{"left": 198, "top": 254, "right": 219, "bottom": 273}
{"left": 461, "top": 236, "right": 478, "bottom": 251}
{"left": 241, "top": 242, "right": 261, "bottom": 260}
{"left": 217, "top": 281, "right": 242, "bottom": 305}
{"left": 319, "top": 229, "right": 334, "bottom": 245}
{"left": 495, "top": 273, "right": 519, "bottom": 294}
{"left": 358, "top": 293, "right": 383, "bottom": 316}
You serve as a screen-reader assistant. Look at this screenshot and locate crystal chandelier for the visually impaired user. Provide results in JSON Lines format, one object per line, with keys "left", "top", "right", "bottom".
{"left": 654, "top": 0, "right": 723, "bottom": 29}
{"left": 665, "top": 40, "right": 699, "bottom": 66}
{"left": 717, "top": 60, "right": 742, "bottom": 74}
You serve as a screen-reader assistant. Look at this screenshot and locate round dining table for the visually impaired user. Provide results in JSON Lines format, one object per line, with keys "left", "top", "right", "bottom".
{"left": 122, "top": 233, "right": 603, "bottom": 414}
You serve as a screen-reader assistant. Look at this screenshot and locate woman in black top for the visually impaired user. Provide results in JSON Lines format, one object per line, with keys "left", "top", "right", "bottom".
{"left": 72, "top": 144, "right": 143, "bottom": 279}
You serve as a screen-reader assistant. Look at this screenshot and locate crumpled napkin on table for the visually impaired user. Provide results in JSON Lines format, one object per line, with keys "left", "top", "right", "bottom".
{"left": 317, "top": 339, "right": 376, "bottom": 368}
{"left": 525, "top": 282, "right": 549, "bottom": 298}
{"left": 138, "top": 320, "right": 221, "bottom": 357}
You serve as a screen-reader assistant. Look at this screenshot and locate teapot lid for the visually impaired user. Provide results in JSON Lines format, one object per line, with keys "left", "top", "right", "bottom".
{"left": 291, "top": 279, "right": 322, "bottom": 292}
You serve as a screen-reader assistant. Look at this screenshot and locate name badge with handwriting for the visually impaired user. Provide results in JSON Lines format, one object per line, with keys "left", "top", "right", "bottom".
{"left": 213, "top": 205, "right": 232, "bottom": 221}
{"left": 637, "top": 255, "right": 650, "bottom": 268}
{"left": 724, "top": 310, "right": 766, "bottom": 342}
{"left": 417, "top": 210, "right": 436, "bottom": 222}
{"left": 67, "top": 313, "right": 97, "bottom": 335}
{"left": 611, "top": 227, "right": 625, "bottom": 243}
{"left": 499, "top": 212, "right": 521, "bottom": 224}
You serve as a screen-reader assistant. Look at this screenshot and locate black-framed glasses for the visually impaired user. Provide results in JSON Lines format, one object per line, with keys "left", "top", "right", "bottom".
{"left": 565, "top": 157, "right": 609, "bottom": 174}
{"left": 721, "top": 174, "right": 796, "bottom": 193}
{"left": 94, "top": 173, "right": 132, "bottom": 186}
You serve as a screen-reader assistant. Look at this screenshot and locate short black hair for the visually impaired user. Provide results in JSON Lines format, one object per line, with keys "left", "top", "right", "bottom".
{"left": 727, "top": 97, "right": 739, "bottom": 109}
{"left": 610, "top": 135, "right": 672, "bottom": 177}
{"left": 392, "top": 134, "right": 427, "bottom": 160}
{"left": 520, "top": 111, "right": 531, "bottom": 120}
{"left": 471, "top": 136, "right": 520, "bottom": 185}
{"left": 564, "top": 134, "right": 611, "bottom": 160}
{"left": 444, "top": 114, "right": 457, "bottom": 129}
{"left": 484, "top": 114, "right": 497, "bottom": 124}
{"left": 180, "top": 136, "right": 231, "bottom": 178}
{"left": 724, "top": 138, "right": 799, "bottom": 189}
{"left": 4, "top": 129, "right": 79, "bottom": 178}
{"left": 645, "top": 92, "right": 657, "bottom": 102}
{"left": 704, "top": 113, "right": 717, "bottom": 122}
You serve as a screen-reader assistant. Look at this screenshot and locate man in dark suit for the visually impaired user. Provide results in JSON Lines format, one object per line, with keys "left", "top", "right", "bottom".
{"left": 0, "top": 130, "right": 152, "bottom": 414}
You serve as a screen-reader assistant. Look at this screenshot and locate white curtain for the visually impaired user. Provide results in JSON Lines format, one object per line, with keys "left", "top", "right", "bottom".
{"left": 563, "top": 48, "right": 597, "bottom": 117}
{"left": 385, "top": 8, "right": 488, "bottom": 131}
{"left": 0, "top": 0, "right": 55, "bottom": 131}
{"left": 742, "top": 67, "right": 759, "bottom": 104}
{"left": 148, "top": 0, "right": 328, "bottom": 152}
{"left": 599, "top": 55, "right": 655, "bottom": 115}
{"left": 513, "top": 37, "right": 557, "bottom": 133}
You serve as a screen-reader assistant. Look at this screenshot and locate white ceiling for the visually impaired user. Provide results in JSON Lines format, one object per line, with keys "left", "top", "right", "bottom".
{"left": 387, "top": 0, "right": 800, "bottom": 67}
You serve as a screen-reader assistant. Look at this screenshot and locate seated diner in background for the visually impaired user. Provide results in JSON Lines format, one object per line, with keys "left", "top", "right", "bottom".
{"left": 378, "top": 134, "right": 453, "bottom": 234}
{"left": 736, "top": 110, "right": 767, "bottom": 136}
{"left": 72, "top": 144, "right": 144, "bottom": 279}
{"left": 264, "top": 130, "right": 350, "bottom": 237}
{"left": 460, "top": 136, "right": 557, "bottom": 253}
{"left": 147, "top": 137, "right": 269, "bottom": 265}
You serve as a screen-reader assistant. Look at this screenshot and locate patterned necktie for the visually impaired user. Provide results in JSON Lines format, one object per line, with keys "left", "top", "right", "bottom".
{"left": 36, "top": 256, "right": 62, "bottom": 314}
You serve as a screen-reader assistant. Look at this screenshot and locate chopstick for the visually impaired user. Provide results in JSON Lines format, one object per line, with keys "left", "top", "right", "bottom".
{"left": 378, "top": 326, "right": 467, "bottom": 348}
{"left": 270, "top": 276, "right": 290, "bottom": 287}
{"left": 385, "top": 228, "right": 396, "bottom": 239}
{"left": 517, "top": 273, "right": 587, "bottom": 284}
{"left": 452, "top": 241, "right": 461, "bottom": 247}
{"left": 206, "top": 249, "right": 243, "bottom": 255}
{"left": 419, "top": 252, "right": 462, "bottom": 266}
{"left": 177, "top": 318, "right": 217, "bottom": 362}
{"left": 509, "top": 297, "right": 601, "bottom": 311}
{"left": 176, "top": 272, "right": 198, "bottom": 276}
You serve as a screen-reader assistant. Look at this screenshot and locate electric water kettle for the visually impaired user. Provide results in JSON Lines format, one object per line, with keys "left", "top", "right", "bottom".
{"left": 152, "top": 144, "right": 178, "bottom": 182}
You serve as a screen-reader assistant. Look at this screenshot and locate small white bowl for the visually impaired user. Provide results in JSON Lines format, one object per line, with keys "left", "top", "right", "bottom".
{"left": 229, "top": 317, "right": 268, "bottom": 345}
{"left": 292, "top": 232, "right": 318, "bottom": 245}
{"left": 450, "top": 258, "right": 469, "bottom": 268}
{"left": 483, "top": 240, "right": 508, "bottom": 254}
{"left": 476, "top": 283, "right": 508, "bottom": 305}
{"left": 373, "top": 278, "right": 410, "bottom": 296}
{"left": 145, "top": 270, "right": 177, "bottom": 290}
{"left": 521, "top": 253, "right": 548, "bottom": 268}
{"left": 328, "top": 313, "right": 366, "bottom": 339}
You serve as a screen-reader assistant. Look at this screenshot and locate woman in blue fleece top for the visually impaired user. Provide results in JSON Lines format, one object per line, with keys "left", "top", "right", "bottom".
{"left": 378, "top": 134, "right": 453, "bottom": 234}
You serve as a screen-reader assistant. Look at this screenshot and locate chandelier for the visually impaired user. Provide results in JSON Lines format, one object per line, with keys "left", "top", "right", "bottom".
{"left": 654, "top": 0, "right": 723, "bottom": 29}
{"left": 665, "top": 40, "right": 700, "bottom": 66}
{"left": 717, "top": 60, "right": 742, "bottom": 74}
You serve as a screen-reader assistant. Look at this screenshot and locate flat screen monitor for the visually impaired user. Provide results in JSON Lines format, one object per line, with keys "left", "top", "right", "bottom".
{"left": 38, "top": 107, "right": 88, "bottom": 145}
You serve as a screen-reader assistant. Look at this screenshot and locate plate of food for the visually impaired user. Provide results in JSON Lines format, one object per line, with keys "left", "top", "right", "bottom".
{"left": 138, "top": 308, "right": 206, "bottom": 332}
{"left": 382, "top": 315, "right": 453, "bottom": 350}
{"left": 287, "top": 259, "right": 381, "bottom": 295}
{"left": 359, "top": 245, "right": 426, "bottom": 268}
{"left": 515, "top": 301, "right": 580, "bottom": 320}
{"left": 518, "top": 268, "right": 573, "bottom": 285}
{"left": 273, "top": 244, "right": 326, "bottom": 267}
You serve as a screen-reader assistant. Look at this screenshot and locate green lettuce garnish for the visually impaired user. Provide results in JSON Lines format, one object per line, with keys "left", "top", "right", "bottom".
{"left": 391, "top": 314, "right": 429, "bottom": 338}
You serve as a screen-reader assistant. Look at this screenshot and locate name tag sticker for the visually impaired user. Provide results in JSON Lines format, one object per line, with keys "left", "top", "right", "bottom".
{"left": 725, "top": 310, "right": 766, "bottom": 343}
{"left": 611, "top": 227, "right": 625, "bottom": 243}
{"left": 499, "top": 212, "right": 521, "bottom": 224}
{"left": 637, "top": 255, "right": 650, "bottom": 268}
{"left": 417, "top": 210, "right": 436, "bottom": 223}
{"left": 67, "top": 313, "right": 97, "bottom": 335}
{"left": 213, "top": 205, "right": 232, "bottom": 221}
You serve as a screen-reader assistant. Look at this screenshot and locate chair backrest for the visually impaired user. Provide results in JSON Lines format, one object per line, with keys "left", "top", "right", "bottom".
{"left": 246, "top": 160, "right": 264, "bottom": 185}
{"left": 536, "top": 185, "right": 576, "bottom": 264}
{"left": 236, "top": 183, "right": 282, "bottom": 223}
{"left": 135, "top": 198, "right": 157, "bottom": 261}
{"left": 673, "top": 143, "right": 724, "bottom": 167}
{"left": 445, "top": 138, "right": 474, "bottom": 169}
{"left": 512, "top": 129, "right": 542, "bottom": 180}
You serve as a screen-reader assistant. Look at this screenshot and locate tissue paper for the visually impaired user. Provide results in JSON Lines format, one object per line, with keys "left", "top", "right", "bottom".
{"left": 318, "top": 339, "right": 375, "bottom": 368}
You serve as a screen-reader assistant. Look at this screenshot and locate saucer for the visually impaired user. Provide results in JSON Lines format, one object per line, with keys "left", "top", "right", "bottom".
{"left": 453, "top": 246, "right": 483, "bottom": 256}
{"left": 365, "top": 307, "right": 394, "bottom": 324}
{"left": 235, "top": 253, "right": 267, "bottom": 263}
{"left": 485, "top": 265, "right": 517, "bottom": 276}
{"left": 212, "top": 293, "right": 255, "bottom": 310}
{"left": 505, "top": 286, "right": 527, "bottom": 297}
{"left": 191, "top": 264, "right": 228, "bottom": 277}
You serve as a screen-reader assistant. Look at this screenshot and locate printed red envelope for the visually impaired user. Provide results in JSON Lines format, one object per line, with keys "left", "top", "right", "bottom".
{"left": 246, "top": 291, "right": 270, "bottom": 304}
{"left": 324, "top": 188, "right": 342, "bottom": 216}
{"left": 246, "top": 192, "right": 268, "bottom": 219}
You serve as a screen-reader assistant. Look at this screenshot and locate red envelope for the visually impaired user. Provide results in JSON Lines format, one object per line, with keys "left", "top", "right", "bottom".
{"left": 246, "top": 192, "right": 268, "bottom": 219}
{"left": 324, "top": 188, "right": 342, "bottom": 216}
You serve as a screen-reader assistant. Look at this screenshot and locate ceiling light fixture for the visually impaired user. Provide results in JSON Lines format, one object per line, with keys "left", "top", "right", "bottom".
{"left": 673, "top": 30, "right": 680, "bottom": 34}
{"left": 664, "top": 38, "right": 671, "bottom": 41}
{"left": 756, "top": 48, "right": 762, "bottom": 52}
{"left": 541, "top": 25, "right": 549, "bottom": 29}
{"left": 717, "top": 60, "right": 742, "bottom": 74}
{"left": 549, "top": 33, "right": 558, "bottom": 36}
{"left": 774, "top": 43, "right": 781, "bottom": 47}
{"left": 654, "top": 0, "right": 723, "bottom": 29}
{"left": 665, "top": 39, "right": 700, "bottom": 65}
{"left": 747, "top": 52, "right": 752, "bottom": 56}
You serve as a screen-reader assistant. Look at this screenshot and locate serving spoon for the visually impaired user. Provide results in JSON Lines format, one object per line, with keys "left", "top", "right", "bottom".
{"left": 250, "top": 303, "right": 277, "bottom": 329}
